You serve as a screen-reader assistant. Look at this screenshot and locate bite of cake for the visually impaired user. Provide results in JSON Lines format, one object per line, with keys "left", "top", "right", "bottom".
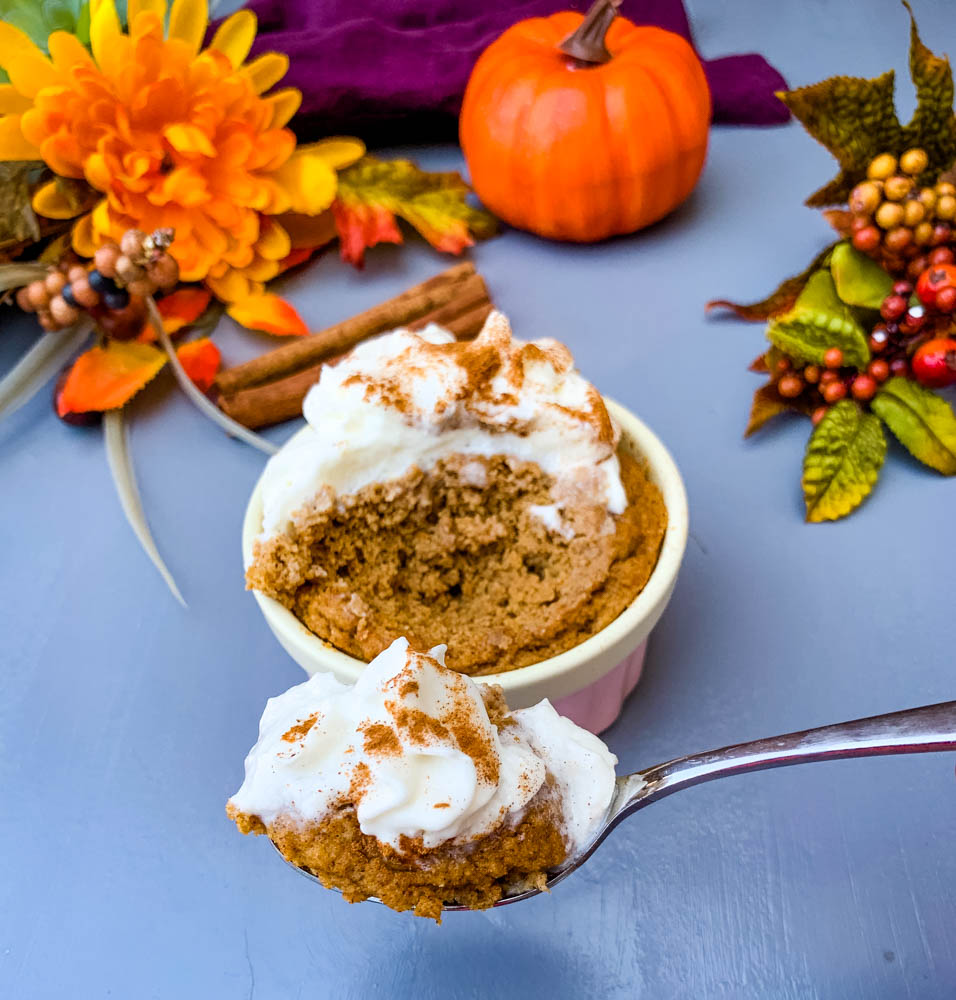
{"left": 247, "top": 310, "right": 666, "bottom": 674}
{"left": 226, "top": 638, "right": 618, "bottom": 920}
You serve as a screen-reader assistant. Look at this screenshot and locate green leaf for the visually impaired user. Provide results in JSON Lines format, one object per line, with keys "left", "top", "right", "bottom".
{"left": 900, "top": 2, "right": 956, "bottom": 180}
{"left": 871, "top": 376, "right": 956, "bottom": 474}
{"left": 802, "top": 401, "right": 886, "bottom": 522}
{"left": 830, "top": 241, "right": 894, "bottom": 309}
{"left": 0, "top": 1, "right": 91, "bottom": 50}
{"left": 767, "top": 270, "right": 870, "bottom": 368}
{"left": 779, "top": 71, "right": 903, "bottom": 207}
{"left": 707, "top": 243, "right": 837, "bottom": 321}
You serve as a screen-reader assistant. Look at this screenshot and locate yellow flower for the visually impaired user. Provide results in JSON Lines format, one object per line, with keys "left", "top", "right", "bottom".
{"left": 0, "top": 0, "right": 364, "bottom": 302}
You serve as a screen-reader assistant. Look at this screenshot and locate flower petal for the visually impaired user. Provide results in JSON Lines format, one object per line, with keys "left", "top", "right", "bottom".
{"left": 168, "top": 0, "right": 208, "bottom": 56}
{"left": 205, "top": 269, "right": 254, "bottom": 302}
{"left": 0, "top": 85, "right": 33, "bottom": 115}
{"left": 71, "top": 211, "right": 98, "bottom": 256}
{"left": 265, "top": 88, "right": 301, "bottom": 129}
{"left": 164, "top": 122, "right": 216, "bottom": 157}
{"left": 299, "top": 137, "right": 366, "bottom": 171}
{"left": 226, "top": 292, "right": 308, "bottom": 335}
{"left": 48, "top": 32, "right": 95, "bottom": 72}
{"left": 128, "top": 0, "right": 168, "bottom": 22}
{"left": 90, "top": 0, "right": 122, "bottom": 67}
{"left": 33, "top": 181, "right": 85, "bottom": 220}
{"left": 0, "top": 116, "right": 42, "bottom": 161}
{"left": 176, "top": 337, "right": 220, "bottom": 391}
{"left": 242, "top": 53, "right": 288, "bottom": 94}
{"left": 57, "top": 341, "right": 167, "bottom": 415}
{"left": 0, "top": 24, "right": 60, "bottom": 98}
{"left": 209, "top": 10, "right": 257, "bottom": 68}
{"left": 254, "top": 216, "right": 291, "bottom": 260}
{"left": 271, "top": 150, "right": 338, "bottom": 215}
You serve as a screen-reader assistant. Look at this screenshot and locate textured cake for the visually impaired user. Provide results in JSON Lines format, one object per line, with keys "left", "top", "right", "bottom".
{"left": 227, "top": 638, "right": 618, "bottom": 921}
{"left": 247, "top": 311, "right": 666, "bottom": 674}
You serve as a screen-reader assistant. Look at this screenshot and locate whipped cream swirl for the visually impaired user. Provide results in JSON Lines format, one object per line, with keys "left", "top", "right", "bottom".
{"left": 228, "top": 638, "right": 617, "bottom": 852}
{"left": 257, "top": 310, "right": 627, "bottom": 538}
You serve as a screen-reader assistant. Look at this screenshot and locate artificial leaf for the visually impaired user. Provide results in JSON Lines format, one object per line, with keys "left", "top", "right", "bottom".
{"left": 0, "top": 161, "right": 43, "bottom": 249}
{"left": 802, "top": 400, "right": 886, "bottom": 522}
{"left": 103, "top": 409, "right": 187, "bottom": 607}
{"left": 767, "top": 270, "right": 870, "bottom": 368}
{"left": 277, "top": 246, "right": 321, "bottom": 274}
{"left": 334, "top": 156, "right": 497, "bottom": 267}
{"left": 745, "top": 383, "right": 791, "bottom": 437}
{"left": 748, "top": 352, "right": 770, "bottom": 373}
{"left": 779, "top": 5, "right": 956, "bottom": 205}
{"left": 829, "top": 241, "right": 894, "bottom": 309}
{"left": 56, "top": 340, "right": 166, "bottom": 415}
{"left": 899, "top": 2, "right": 956, "bottom": 181}
{"left": 176, "top": 338, "right": 220, "bottom": 393}
{"left": 707, "top": 243, "right": 837, "bottom": 321}
{"left": 871, "top": 376, "right": 956, "bottom": 474}
{"left": 138, "top": 287, "right": 212, "bottom": 341}
{"left": 779, "top": 71, "right": 903, "bottom": 207}
{"left": 226, "top": 292, "right": 308, "bottom": 336}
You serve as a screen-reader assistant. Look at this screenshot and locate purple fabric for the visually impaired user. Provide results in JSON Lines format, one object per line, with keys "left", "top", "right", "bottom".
{"left": 239, "top": 0, "right": 789, "bottom": 145}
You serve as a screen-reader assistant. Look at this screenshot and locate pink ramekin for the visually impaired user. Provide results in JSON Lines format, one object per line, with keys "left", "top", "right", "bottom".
{"left": 242, "top": 398, "right": 688, "bottom": 733}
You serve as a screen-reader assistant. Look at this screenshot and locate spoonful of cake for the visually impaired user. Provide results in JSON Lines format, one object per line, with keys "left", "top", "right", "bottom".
{"left": 227, "top": 640, "right": 956, "bottom": 921}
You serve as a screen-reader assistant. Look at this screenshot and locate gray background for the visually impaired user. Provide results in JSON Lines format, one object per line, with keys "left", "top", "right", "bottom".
{"left": 1, "top": 0, "right": 954, "bottom": 996}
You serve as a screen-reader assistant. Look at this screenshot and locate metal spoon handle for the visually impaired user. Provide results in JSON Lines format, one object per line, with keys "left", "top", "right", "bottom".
{"left": 615, "top": 700, "right": 956, "bottom": 822}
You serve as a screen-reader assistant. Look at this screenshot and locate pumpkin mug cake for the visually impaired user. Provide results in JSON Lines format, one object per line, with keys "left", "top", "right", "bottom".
{"left": 227, "top": 638, "right": 617, "bottom": 920}
{"left": 246, "top": 311, "right": 667, "bottom": 677}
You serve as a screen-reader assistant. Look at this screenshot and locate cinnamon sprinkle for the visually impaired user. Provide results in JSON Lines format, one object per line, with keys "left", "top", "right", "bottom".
{"left": 361, "top": 722, "right": 402, "bottom": 758}
{"left": 281, "top": 712, "right": 319, "bottom": 743}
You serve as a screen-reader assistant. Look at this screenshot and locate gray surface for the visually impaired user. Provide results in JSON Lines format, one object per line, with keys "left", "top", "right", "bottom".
{"left": 2, "top": 1, "right": 955, "bottom": 996}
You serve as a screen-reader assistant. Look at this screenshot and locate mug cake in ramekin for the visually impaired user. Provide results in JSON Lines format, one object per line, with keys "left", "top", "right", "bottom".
{"left": 242, "top": 311, "right": 688, "bottom": 732}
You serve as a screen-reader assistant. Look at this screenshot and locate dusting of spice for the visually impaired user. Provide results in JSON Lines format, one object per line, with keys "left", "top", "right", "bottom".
{"left": 281, "top": 712, "right": 319, "bottom": 743}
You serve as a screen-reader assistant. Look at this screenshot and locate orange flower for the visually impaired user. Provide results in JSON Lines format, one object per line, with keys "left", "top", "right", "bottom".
{"left": 0, "top": 0, "right": 363, "bottom": 306}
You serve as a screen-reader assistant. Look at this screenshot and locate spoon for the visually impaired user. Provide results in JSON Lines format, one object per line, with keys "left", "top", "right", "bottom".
{"left": 278, "top": 700, "right": 956, "bottom": 910}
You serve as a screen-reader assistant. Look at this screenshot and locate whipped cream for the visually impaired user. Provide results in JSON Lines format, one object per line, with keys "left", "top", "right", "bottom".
{"left": 228, "top": 638, "right": 617, "bottom": 852}
{"left": 257, "top": 311, "right": 627, "bottom": 539}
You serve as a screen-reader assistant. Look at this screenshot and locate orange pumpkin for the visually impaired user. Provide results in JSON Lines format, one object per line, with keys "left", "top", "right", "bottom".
{"left": 459, "top": 0, "right": 711, "bottom": 242}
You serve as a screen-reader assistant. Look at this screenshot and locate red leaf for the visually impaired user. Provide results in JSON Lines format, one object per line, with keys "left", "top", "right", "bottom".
{"left": 332, "top": 199, "right": 402, "bottom": 268}
{"left": 57, "top": 341, "right": 167, "bottom": 415}
{"left": 138, "top": 287, "right": 212, "bottom": 342}
{"left": 277, "top": 246, "right": 320, "bottom": 274}
{"left": 226, "top": 292, "right": 309, "bottom": 336}
{"left": 176, "top": 338, "right": 221, "bottom": 392}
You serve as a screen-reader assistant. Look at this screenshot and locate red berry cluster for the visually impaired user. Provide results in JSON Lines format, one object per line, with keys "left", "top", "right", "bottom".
{"left": 771, "top": 345, "right": 891, "bottom": 426}
{"left": 875, "top": 256, "right": 956, "bottom": 388}
{"left": 15, "top": 228, "right": 178, "bottom": 338}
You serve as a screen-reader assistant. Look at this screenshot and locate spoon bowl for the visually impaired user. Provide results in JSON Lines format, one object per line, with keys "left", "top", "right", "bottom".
{"left": 277, "top": 700, "right": 956, "bottom": 910}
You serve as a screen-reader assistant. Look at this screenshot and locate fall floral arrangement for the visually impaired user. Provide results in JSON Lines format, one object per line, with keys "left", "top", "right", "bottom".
{"left": 0, "top": 0, "right": 494, "bottom": 599}
{"left": 711, "top": 5, "right": 956, "bottom": 522}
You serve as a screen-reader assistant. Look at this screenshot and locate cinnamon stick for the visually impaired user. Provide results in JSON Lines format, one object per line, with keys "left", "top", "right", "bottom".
{"left": 214, "top": 262, "right": 477, "bottom": 396}
{"left": 218, "top": 287, "right": 494, "bottom": 430}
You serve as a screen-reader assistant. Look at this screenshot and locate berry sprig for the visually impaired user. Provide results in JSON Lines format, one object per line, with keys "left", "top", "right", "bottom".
{"left": 14, "top": 228, "right": 179, "bottom": 339}
{"left": 768, "top": 344, "right": 891, "bottom": 428}
{"left": 845, "top": 148, "right": 956, "bottom": 278}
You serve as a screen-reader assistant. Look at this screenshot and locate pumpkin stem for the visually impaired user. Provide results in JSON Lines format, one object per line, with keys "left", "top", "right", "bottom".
{"left": 558, "top": 0, "right": 623, "bottom": 66}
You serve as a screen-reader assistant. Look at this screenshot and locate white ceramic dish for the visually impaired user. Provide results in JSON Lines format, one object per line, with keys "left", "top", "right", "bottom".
{"left": 242, "top": 398, "right": 688, "bottom": 732}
